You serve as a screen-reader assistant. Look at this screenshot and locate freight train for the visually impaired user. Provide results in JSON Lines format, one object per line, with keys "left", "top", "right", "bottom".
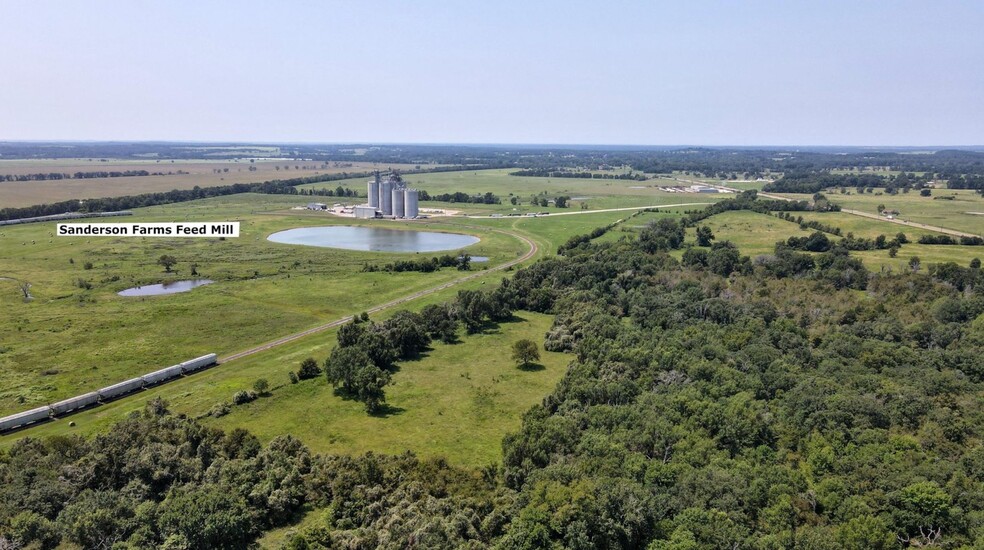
{"left": 0, "top": 353, "right": 216, "bottom": 433}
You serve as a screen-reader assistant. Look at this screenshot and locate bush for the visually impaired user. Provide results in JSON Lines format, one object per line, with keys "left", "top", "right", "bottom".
{"left": 209, "top": 402, "right": 231, "bottom": 418}
{"left": 288, "top": 371, "right": 299, "bottom": 384}
{"left": 253, "top": 379, "right": 269, "bottom": 395}
{"left": 232, "top": 390, "right": 256, "bottom": 405}
{"left": 297, "top": 357, "right": 320, "bottom": 380}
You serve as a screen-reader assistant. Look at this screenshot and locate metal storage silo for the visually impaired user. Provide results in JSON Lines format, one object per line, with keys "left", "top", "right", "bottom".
{"left": 367, "top": 180, "right": 379, "bottom": 208}
{"left": 392, "top": 188, "right": 406, "bottom": 218}
{"left": 380, "top": 179, "right": 394, "bottom": 216}
{"left": 405, "top": 189, "right": 419, "bottom": 218}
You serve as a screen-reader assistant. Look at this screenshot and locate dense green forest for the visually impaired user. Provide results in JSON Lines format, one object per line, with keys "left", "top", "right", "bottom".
{"left": 3, "top": 197, "right": 984, "bottom": 548}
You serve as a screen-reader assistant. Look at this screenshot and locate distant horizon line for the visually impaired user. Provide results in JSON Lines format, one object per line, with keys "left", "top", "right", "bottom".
{"left": 1, "top": 140, "right": 983, "bottom": 151}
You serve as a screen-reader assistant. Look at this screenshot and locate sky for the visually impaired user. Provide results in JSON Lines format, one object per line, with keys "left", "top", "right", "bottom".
{"left": 1, "top": 1, "right": 982, "bottom": 146}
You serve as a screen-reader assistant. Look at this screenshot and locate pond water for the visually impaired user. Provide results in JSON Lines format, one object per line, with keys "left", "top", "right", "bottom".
{"left": 118, "top": 279, "right": 214, "bottom": 297}
{"left": 268, "top": 226, "right": 480, "bottom": 253}
{"left": 469, "top": 256, "right": 489, "bottom": 263}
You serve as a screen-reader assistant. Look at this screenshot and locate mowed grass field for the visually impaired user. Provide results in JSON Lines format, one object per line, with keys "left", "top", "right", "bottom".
{"left": 0, "top": 159, "right": 431, "bottom": 207}
{"left": 0, "top": 186, "right": 636, "bottom": 465}
{"left": 297, "top": 168, "right": 729, "bottom": 216}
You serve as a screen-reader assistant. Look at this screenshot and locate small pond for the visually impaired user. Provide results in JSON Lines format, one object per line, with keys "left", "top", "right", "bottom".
{"left": 268, "top": 226, "right": 480, "bottom": 253}
{"left": 469, "top": 256, "right": 489, "bottom": 263}
{"left": 118, "top": 279, "right": 214, "bottom": 297}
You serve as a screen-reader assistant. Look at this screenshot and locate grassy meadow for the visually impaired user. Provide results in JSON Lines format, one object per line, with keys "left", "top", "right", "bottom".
{"left": 0, "top": 184, "right": 634, "bottom": 465}
{"left": 0, "top": 193, "right": 522, "bottom": 417}
{"left": 297, "top": 168, "right": 728, "bottom": 216}
{"left": 773, "top": 188, "right": 984, "bottom": 236}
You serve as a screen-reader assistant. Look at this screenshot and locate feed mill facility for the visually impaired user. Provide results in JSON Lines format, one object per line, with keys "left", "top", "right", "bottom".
{"left": 359, "top": 172, "right": 419, "bottom": 219}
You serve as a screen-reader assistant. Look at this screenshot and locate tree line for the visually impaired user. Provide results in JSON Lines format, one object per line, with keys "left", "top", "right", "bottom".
{"left": 417, "top": 190, "right": 501, "bottom": 204}
{"left": 510, "top": 168, "right": 648, "bottom": 181}
{"left": 0, "top": 170, "right": 163, "bottom": 182}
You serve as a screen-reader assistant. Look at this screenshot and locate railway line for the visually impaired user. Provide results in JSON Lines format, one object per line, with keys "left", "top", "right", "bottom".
{"left": 218, "top": 227, "right": 537, "bottom": 362}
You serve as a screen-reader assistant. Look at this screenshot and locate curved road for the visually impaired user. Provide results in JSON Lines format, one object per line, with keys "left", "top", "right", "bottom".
{"left": 219, "top": 227, "right": 537, "bottom": 363}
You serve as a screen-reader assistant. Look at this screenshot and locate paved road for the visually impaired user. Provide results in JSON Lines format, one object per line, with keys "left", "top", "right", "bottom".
{"left": 219, "top": 227, "right": 537, "bottom": 363}
{"left": 465, "top": 202, "right": 714, "bottom": 219}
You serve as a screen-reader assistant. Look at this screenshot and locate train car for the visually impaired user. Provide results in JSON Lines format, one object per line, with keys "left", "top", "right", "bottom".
{"left": 180, "top": 353, "right": 217, "bottom": 374}
{"left": 141, "top": 364, "right": 184, "bottom": 386}
{"left": 0, "top": 406, "right": 51, "bottom": 432}
{"left": 97, "top": 377, "right": 145, "bottom": 401}
{"left": 50, "top": 391, "right": 100, "bottom": 416}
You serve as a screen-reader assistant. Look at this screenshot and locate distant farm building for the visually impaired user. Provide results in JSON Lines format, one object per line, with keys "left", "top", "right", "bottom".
{"left": 354, "top": 205, "right": 380, "bottom": 219}
{"left": 306, "top": 202, "right": 327, "bottom": 210}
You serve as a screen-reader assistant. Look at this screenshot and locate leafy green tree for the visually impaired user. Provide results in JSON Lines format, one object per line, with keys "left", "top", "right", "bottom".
{"left": 158, "top": 488, "right": 259, "bottom": 550}
{"left": 355, "top": 364, "right": 391, "bottom": 413}
{"left": 297, "top": 357, "right": 320, "bottom": 380}
{"left": 157, "top": 254, "right": 177, "bottom": 272}
{"left": 9, "top": 511, "right": 61, "bottom": 549}
{"left": 357, "top": 330, "right": 397, "bottom": 369}
{"left": 325, "top": 345, "right": 372, "bottom": 393}
{"left": 511, "top": 339, "right": 540, "bottom": 368}
{"left": 696, "top": 225, "right": 715, "bottom": 247}
{"left": 337, "top": 318, "right": 367, "bottom": 347}
{"left": 707, "top": 242, "right": 740, "bottom": 276}
{"left": 639, "top": 218, "right": 685, "bottom": 252}
{"left": 253, "top": 378, "right": 269, "bottom": 395}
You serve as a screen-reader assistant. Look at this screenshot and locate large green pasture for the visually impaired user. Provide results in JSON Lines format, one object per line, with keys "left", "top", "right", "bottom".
{"left": 0, "top": 190, "right": 634, "bottom": 466}
{"left": 297, "top": 168, "right": 726, "bottom": 215}
{"left": 0, "top": 194, "right": 521, "bottom": 417}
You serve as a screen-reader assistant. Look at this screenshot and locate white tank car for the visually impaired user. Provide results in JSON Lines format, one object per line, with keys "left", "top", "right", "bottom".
{"left": 0, "top": 406, "right": 51, "bottom": 432}
{"left": 141, "top": 364, "right": 184, "bottom": 385}
{"left": 98, "top": 377, "right": 145, "bottom": 401}
{"left": 50, "top": 391, "right": 100, "bottom": 416}
{"left": 181, "top": 353, "right": 217, "bottom": 373}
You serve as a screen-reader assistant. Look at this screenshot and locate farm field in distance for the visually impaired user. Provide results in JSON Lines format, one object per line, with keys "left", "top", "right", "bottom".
{"left": 0, "top": 158, "right": 435, "bottom": 207}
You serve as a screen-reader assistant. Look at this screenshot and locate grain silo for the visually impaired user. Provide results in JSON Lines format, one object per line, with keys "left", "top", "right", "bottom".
{"left": 380, "top": 178, "right": 394, "bottom": 216}
{"left": 392, "top": 187, "right": 406, "bottom": 218}
{"left": 404, "top": 189, "right": 419, "bottom": 218}
{"left": 367, "top": 179, "right": 379, "bottom": 208}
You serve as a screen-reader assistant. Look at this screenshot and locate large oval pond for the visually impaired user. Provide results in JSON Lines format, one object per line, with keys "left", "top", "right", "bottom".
{"left": 118, "top": 279, "right": 214, "bottom": 297}
{"left": 268, "top": 226, "right": 480, "bottom": 253}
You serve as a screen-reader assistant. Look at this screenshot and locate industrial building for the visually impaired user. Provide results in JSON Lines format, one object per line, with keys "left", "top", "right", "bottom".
{"left": 362, "top": 172, "right": 420, "bottom": 218}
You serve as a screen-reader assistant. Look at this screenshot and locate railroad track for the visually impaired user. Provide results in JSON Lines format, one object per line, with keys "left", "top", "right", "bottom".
{"left": 219, "top": 227, "right": 537, "bottom": 364}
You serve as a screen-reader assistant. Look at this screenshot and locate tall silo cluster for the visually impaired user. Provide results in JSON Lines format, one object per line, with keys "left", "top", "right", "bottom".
{"left": 363, "top": 172, "right": 419, "bottom": 218}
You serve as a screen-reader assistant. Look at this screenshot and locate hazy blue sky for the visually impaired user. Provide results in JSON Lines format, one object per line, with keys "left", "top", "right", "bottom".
{"left": 1, "top": 1, "right": 982, "bottom": 145}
